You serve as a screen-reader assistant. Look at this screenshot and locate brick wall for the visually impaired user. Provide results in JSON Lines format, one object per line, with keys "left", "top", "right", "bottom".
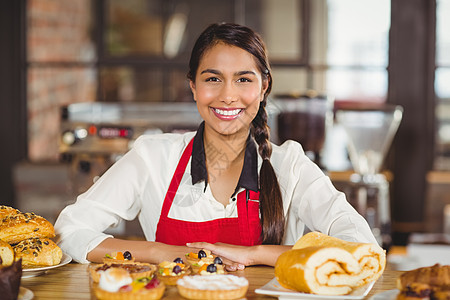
{"left": 27, "top": 0, "right": 96, "bottom": 161}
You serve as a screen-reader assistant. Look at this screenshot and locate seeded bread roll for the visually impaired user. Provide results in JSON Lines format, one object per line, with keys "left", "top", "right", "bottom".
{"left": 0, "top": 212, "right": 55, "bottom": 244}
{"left": 0, "top": 206, "right": 21, "bottom": 219}
{"left": 13, "top": 238, "right": 62, "bottom": 266}
{"left": 0, "top": 240, "right": 14, "bottom": 266}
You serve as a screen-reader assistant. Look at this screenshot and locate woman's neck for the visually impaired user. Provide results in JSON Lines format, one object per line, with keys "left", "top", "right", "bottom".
{"left": 203, "top": 125, "right": 248, "bottom": 169}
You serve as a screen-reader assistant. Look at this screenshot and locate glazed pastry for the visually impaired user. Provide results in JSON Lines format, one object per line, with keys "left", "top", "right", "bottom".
{"left": 0, "top": 240, "right": 14, "bottom": 266}
{"left": 13, "top": 237, "right": 62, "bottom": 266}
{"left": 90, "top": 262, "right": 157, "bottom": 283}
{"left": 93, "top": 268, "right": 165, "bottom": 300}
{"left": 196, "top": 256, "right": 225, "bottom": 275}
{"left": 156, "top": 257, "right": 191, "bottom": 285}
{"left": 0, "top": 211, "right": 55, "bottom": 244}
{"left": 103, "top": 251, "right": 135, "bottom": 264}
{"left": 0, "top": 259, "right": 22, "bottom": 300}
{"left": 0, "top": 206, "right": 20, "bottom": 219}
{"left": 177, "top": 274, "right": 248, "bottom": 300}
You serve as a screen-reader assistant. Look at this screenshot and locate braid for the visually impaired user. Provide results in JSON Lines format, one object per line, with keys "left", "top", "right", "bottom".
{"left": 252, "top": 105, "right": 285, "bottom": 245}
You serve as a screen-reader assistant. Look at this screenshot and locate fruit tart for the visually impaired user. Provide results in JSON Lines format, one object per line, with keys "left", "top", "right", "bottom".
{"left": 157, "top": 257, "right": 191, "bottom": 285}
{"left": 93, "top": 267, "right": 165, "bottom": 300}
{"left": 185, "top": 249, "right": 222, "bottom": 274}
{"left": 177, "top": 274, "right": 248, "bottom": 300}
{"left": 103, "top": 251, "right": 135, "bottom": 264}
{"left": 197, "top": 256, "right": 225, "bottom": 276}
{"left": 90, "top": 262, "right": 157, "bottom": 283}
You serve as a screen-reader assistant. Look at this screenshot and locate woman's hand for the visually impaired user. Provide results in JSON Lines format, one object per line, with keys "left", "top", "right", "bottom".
{"left": 186, "top": 242, "right": 292, "bottom": 271}
{"left": 187, "top": 242, "right": 252, "bottom": 271}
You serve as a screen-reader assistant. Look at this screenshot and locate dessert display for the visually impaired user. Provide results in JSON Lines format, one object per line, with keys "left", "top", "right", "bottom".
{"left": 185, "top": 249, "right": 220, "bottom": 274}
{"left": 0, "top": 206, "right": 63, "bottom": 268}
{"left": 396, "top": 264, "right": 450, "bottom": 300}
{"left": 0, "top": 259, "right": 22, "bottom": 300}
{"left": 0, "top": 239, "right": 14, "bottom": 266}
{"left": 177, "top": 274, "right": 249, "bottom": 300}
{"left": 90, "top": 262, "right": 157, "bottom": 283}
{"left": 157, "top": 257, "right": 191, "bottom": 285}
{"left": 103, "top": 251, "right": 135, "bottom": 264}
{"left": 275, "top": 231, "right": 386, "bottom": 296}
{"left": 92, "top": 267, "right": 165, "bottom": 300}
{"left": 12, "top": 237, "right": 63, "bottom": 266}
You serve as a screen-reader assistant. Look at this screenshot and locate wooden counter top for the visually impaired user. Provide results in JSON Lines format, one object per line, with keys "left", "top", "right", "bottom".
{"left": 21, "top": 261, "right": 402, "bottom": 299}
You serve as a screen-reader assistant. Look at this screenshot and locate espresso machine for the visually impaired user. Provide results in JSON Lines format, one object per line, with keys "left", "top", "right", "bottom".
{"left": 335, "top": 104, "right": 403, "bottom": 249}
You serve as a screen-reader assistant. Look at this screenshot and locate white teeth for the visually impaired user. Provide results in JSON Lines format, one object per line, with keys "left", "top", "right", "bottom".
{"left": 214, "top": 108, "right": 241, "bottom": 116}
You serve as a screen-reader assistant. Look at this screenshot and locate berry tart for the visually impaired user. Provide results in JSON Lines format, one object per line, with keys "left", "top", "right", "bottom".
{"left": 157, "top": 257, "right": 191, "bottom": 285}
{"left": 185, "top": 249, "right": 222, "bottom": 274}
{"left": 177, "top": 274, "right": 248, "bottom": 300}
{"left": 90, "top": 262, "right": 157, "bottom": 283}
{"left": 103, "top": 251, "right": 135, "bottom": 264}
{"left": 93, "top": 267, "right": 165, "bottom": 300}
{"left": 197, "top": 256, "right": 225, "bottom": 276}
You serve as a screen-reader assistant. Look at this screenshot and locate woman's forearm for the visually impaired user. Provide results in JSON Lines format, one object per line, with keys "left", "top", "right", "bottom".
{"left": 86, "top": 238, "right": 192, "bottom": 264}
{"left": 249, "top": 244, "right": 292, "bottom": 266}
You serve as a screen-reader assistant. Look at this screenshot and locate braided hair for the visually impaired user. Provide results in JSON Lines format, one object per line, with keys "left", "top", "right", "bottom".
{"left": 188, "top": 23, "right": 285, "bottom": 245}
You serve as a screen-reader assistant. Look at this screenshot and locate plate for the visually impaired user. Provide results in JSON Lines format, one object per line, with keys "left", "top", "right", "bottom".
{"left": 255, "top": 278, "right": 376, "bottom": 300}
{"left": 22, "top": 253, "right": 72, "bottom": 278}
{"left": 18, "top": 287, "right": 34, "bottom": 300}
{"left": 368, "top": 289, "right": 399, "bottom": 300}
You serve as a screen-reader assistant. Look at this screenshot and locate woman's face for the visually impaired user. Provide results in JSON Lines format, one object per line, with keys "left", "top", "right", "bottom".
{"left": 190, "top": 43, "right": 268, "bottom": 137}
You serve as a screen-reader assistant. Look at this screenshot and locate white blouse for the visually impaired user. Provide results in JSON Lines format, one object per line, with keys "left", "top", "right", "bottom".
{"left": 54, "top": 130, "right": 378, "bottom": 263}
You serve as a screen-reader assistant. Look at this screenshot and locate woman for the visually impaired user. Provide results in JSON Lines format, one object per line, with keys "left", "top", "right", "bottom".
{"left": 55, "top": 23, "right": 377, "bottom": 271}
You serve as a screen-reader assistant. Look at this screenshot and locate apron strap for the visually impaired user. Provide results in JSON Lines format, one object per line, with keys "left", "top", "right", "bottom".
{"left": 159, "top": 138, "right": 194, "bottom": 218}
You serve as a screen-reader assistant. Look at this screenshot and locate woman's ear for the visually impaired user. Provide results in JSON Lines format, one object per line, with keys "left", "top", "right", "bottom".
{"left": 189, "top": 80, "right": 197, "bottom": 102}
{"left": 261, "top": 79, "right": 269, "bottom": 101}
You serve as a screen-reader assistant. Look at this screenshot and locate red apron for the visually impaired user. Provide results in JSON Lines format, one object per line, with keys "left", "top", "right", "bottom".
{"left": 155, "top": 139, "right": 262, "bottom": 246}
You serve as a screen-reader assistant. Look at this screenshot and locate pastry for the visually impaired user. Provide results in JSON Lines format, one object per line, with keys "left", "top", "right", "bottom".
{"left": 177, "top": 274, "right": 249, "bottom": 300}
{"left": 196, "top": 256, "right": 225, "bottom": 276}
{"left": 275, "top": 232, "right": 386, "bottom": 296}
{"left": 185, "top": 249, "right": 217, "bottom": 273}
{"left": 90, "top": 262, "right": 157, "bottom": 283}
{"left": 396, "top": 264, "right": 450, "bottom": 300}
{"left": 156, "top": 257, "right": 191, "bottom": 285}
{"left": 92, "top": 267, "right": 165, "bottom": 300}
{"left": 103, "top": 251, "right": 135, "bottom": 264}
{"left": 293, "top": 231, "right": 386, "bottom": 286}
{"left": 0, "top": 206, "right": 20, "bottom": 219}
{"left": 0, "top": 211, "right": 55, "bottom": 244}
{"left": 275, "top": 246, "right": 361, "bottom": 295}
{"left": 0, "top": 240, "right": 14, "bottom": 266}
{"left": 0, "top": 259, "right": 22, "bottom": 300}
{"left": 12, "top": 237, "right": 62, "bottom": 266}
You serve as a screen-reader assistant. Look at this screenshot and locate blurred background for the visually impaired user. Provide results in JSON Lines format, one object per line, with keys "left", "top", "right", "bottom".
{"left": 1, "top": 0, "right": 449, "bottom": 247}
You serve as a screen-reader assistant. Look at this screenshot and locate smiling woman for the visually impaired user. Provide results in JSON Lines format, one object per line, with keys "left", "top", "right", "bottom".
{"left": 54, "top": 23, "right": 379, "bottom": 272}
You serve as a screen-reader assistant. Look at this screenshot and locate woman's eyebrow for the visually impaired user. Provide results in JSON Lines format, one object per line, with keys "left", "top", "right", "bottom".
{"left": 200, "top": 69, "right": 256, "bottom": 76}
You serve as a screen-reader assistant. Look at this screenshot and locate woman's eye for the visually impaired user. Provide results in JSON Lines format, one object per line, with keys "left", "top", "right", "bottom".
{"left": 237, "top": 77, "right": 251, "bottom": 83}
{"left": 205, "top": 77, "right": 220, "bottom": 82}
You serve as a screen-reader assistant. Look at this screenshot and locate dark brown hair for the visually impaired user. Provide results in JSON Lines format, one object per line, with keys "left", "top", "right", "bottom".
{"left": 188, "top": 23, "right": 285, "bottom": 245}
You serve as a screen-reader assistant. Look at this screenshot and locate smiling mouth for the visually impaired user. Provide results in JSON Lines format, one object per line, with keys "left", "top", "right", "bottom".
{"left": 212, "top": 108, "right": 243, "bottom": 116}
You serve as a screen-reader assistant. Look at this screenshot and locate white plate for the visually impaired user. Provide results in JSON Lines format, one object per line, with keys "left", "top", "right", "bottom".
{"left": 368, "top": 289, "right": 399, "bottom": 300}
{"left": 18, "top": 287, "right": 34, "bottom": 300}
{"left": 22, "top": 253, "right": 72, "bottom": 278}
{"left": 255, "top": 278, "right": 376, "bottom": 300}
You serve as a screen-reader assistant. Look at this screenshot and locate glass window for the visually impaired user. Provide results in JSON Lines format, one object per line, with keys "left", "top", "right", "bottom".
{"left": 326, "top": 0, "right": 390, "bottom": 101}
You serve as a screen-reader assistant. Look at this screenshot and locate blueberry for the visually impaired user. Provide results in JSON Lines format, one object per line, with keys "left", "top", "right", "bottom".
{"left": 173, "top": 265, "right": 182, "bottom": 274}
{"left": 173, "top": 257, "right": 183, "bottom": 264}
{"left": 213, "top": 257, "right": 223, "bottom": 265}
{"left": 198, "top": 250, "right": 207, "bottom": 259}
{"left": 206, "top": 264, "right": 217, "bottom": 273}
{"left": 123, "top": 251, "right": 132, "bottom": 260}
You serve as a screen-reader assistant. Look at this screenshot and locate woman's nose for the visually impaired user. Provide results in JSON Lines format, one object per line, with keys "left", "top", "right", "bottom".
{"left": 220, "top": 83, "right": 238, "bottom": 104}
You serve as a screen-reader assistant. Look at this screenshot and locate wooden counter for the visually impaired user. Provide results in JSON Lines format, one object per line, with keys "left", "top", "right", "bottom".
{"left": 21, "top": 262, "right": 402, "bottom": 299}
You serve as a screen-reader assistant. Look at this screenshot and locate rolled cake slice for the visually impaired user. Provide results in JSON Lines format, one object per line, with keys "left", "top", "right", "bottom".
{"left": 275, "top": 246, "right": 361, "bottom": 295}
{"left": 293, "top": 232, "right": 386, "bottom": 286}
